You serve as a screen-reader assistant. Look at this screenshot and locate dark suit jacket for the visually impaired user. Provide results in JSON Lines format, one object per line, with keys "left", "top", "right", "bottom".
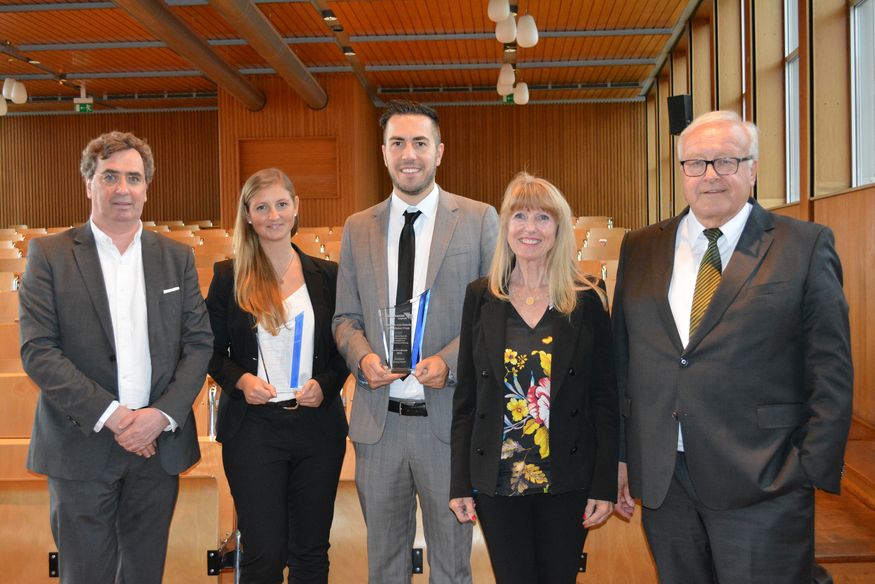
{"left": 612, "top": 201, "right": 853, "bottom": 511}
{"left": 450, "top": 277, "right": 619, "bottom": 501}
{"left": 19, "top": 224, "right": 213, "bottom": 480}
{"left": 206, "top": 245, "right": 349, "bottom": 443}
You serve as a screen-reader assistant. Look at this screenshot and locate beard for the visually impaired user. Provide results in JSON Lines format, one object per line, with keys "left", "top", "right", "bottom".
{"left": 389, "top": 166, "right": 437, "bottom": 199}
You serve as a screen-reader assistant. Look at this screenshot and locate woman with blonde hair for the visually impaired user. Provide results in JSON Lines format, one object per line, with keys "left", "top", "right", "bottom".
{"left": 449, "top": 172, "right": 618, "bottom": 583}
{"left": 206, "top": 168, "right": 348, "bottom": 583}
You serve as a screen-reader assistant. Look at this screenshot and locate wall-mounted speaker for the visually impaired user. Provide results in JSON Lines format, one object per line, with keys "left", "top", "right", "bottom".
{"left": 668, "top": 94, "right": 693, "bottom": 136}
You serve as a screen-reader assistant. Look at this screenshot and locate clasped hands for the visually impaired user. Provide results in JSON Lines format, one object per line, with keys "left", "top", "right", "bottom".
{"left": 105, "top": 406, "right": 166, "bottom": 459}
{"left": 449, "top": 496, "right": 615, "bottom": 528}
{"left": 235, "top": 373, "right": 324, "bottom": 408}
{"left": 359, "top": 352, "right": 448, "bottom": 389}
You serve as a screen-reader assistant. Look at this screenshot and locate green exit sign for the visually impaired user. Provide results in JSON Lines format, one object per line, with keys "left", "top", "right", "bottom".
{"left": 76, "top": 103, "right": 93, "bottom": 113}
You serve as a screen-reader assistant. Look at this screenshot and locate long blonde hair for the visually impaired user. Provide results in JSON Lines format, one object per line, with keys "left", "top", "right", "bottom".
{"left": 232, "top": 168, "right": 299, "bottom": 334}
{"left": 488, "top": 172, "right": 606, "bottom": 314}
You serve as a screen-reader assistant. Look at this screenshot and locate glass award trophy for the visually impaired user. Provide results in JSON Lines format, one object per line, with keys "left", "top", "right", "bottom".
{"left": 378, "top": 289, "right": 431, "bottom": 373}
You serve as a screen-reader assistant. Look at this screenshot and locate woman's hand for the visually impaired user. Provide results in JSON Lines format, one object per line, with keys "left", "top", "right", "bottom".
{"left": 582, "top": 498, "right": 614, "bottom": 529}
{"left": 296, "top": 379, "right": 324, "bottom": 407}
{"left": 449, "top": 497, "right": 477, "bottom": 524}
{"left": 235, "top": 373, "right": 277, "bottom": 405}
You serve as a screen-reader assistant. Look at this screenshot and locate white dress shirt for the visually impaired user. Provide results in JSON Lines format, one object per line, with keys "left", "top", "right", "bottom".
{"left": 668, "top": 203, "right": 752, "bottom": 450}
{"left": 386, "top": 185, "right": 440, "bottom": 401}
{"left": 256, "top": 284, "right": 315, "bottom": 402}
{"left": 91, "top": 222, "right": 174, "bottom": 432}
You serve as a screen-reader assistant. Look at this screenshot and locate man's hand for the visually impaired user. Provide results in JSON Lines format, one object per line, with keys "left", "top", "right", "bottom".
{"left": 296, "top": 379, "right": 324, "bottom": 408}
{"left": 449, "top": 497, "right": 477, "bottom": 524}
{"left": 114, "top": 408, "right": 167, "bottom": 454}
{"left": 413, "top": 355, "right": 449, "bottom": 389}
{"left": 615, "top": 461, "right": 636, "bottom": 519}
{"left": 104, "top": 404, "right": 134, "bottom": 434}
{"left": 360, "top": 353, "right": 404, "bottom": 389}
{"left": 583, "top": 499, "right": 614, "bottom": 528}
{"left": 236, "top": 373, "right": 277, "bottom": 405}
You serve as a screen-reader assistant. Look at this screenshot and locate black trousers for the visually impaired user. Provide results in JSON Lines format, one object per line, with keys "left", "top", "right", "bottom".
{"left": 222, "top": 405, "right": 346, "bottom": 584}
{"left": 474, "top": 489, "right": 589, "bottom": 584}
{"left": 642, "top": 452, "right": 828, "bottom": 584}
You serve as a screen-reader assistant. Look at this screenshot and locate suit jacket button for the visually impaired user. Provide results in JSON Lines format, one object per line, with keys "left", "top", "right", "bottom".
{"left": 475, "top": 448, "right": 484, "bottom": 455}
{"left": 679, "top": 358, "right": 689, "bottom": 367}
{"left": 109, "top": 354, "right": 116, "bottom": 362}
{"left": 478, "top": 412, "right": 486, "bottom": 419}
{"left": 570, "top": 446, "right": 578, "bottom": 454}
{"left": 570, "top": 409, "right": 579, "bottom": 417}
{"left": 480, "top": 370, "right": 489, "bottom": 378}
{"left": 568, "top": 368, "right": 575, "bottom": 376}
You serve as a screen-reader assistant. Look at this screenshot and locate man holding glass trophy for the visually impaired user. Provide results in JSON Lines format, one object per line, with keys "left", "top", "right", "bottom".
{"left": 334, "top": 100, "right": 498, "bottom": 583}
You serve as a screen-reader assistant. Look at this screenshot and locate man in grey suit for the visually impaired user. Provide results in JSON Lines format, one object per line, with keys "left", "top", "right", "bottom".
{"left": 612, "top": 111, "right": 853, "bottom": 583}
{"left": 19, "top": 131, "right": 213, "bottom": 584}
{"left": 333, "top": 100, "right": 498, "bottom": 583}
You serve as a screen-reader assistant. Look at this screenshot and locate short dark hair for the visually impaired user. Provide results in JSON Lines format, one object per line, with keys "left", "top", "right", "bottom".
{"left": 80, "top": 131, "right": 155, "bottom": 183}
{"left": 379, "top": 100, "right": 441, "bottom": 143}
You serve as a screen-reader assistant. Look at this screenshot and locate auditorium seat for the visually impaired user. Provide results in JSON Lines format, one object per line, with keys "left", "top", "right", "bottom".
{"left": 0, "top": 292, "right": 18, "bottom": 322}
{"left": 0, "top": 258, "right": 26, "bottom": 275}
{"left": 0, "top": 273, "right": 17, "bottom": 291}
{"left": 0, "top": 249, "right": 21, "bottom": 259}
{"left": 196, "top": 267, "right": 214, "bottom": 290}
{"left": 195, "top": 254, "right": 229, "bottom": 269}
{"left": 321, "top": 240, "right": 341, "bottom": 261}
{"left": 578, "top": 259, "right": 603, "bottom": 279}
{"left": 157, "top": 220, "right": 185, "bottom": 226}
{"left": 188, "top": 220, "right": 214, "bottom": 228}
{"left": 586, "top": 227, "right": 629, "bottom": 243}
{"left": 45, "top": 227, "right": 72, "bottom": 234}
{"left": 144, "top": 224, "right": 170, "bottom": 232}
{"left": 578, "top": 244, "right": 620, "bottom": 262}
{"left": 169, "top": 225, "right": 200, "bottom": 232}
{"left": 0, "top": 233, "right": 23, "bottom": 242}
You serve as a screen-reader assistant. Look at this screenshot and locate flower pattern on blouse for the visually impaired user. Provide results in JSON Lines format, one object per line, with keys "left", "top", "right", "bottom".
{"left": 500, "top": 338, "right": 553, "bottom": 495}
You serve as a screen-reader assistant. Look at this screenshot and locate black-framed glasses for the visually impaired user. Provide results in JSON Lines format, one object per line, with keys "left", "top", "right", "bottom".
{"left": 679, "top": 156, "right": 754, "bottom": 177}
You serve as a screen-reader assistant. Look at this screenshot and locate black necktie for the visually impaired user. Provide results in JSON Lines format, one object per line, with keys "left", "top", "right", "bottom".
{"left": 396, "top": 210, "right": 421, "bottom": 305}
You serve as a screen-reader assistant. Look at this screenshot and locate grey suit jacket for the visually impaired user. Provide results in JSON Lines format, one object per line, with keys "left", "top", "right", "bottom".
{"left": 333, "top": 189, "right": 498, "bottom": 445}
{"left": 612, "top": 201, "right": 853, "bottom": 511}
{"left": 19, "top": 223, "right": 213, "bottom": 480}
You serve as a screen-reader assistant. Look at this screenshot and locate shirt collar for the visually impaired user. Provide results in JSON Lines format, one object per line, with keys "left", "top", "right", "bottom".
{"left": 685, "top": 202, "right": 752, "bottom": 245}
{"left": 390, "top": 184, "right": 440, "bottom": 221}
{"left": 90, "top": 220, "right": 143, "bottom": 254}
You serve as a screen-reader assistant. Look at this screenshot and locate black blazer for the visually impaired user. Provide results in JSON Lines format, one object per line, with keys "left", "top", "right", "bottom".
{"left": 206, "top": 244, "right": 349, "bottom": 443}
{"left": 450, "top": 277, "right": 619, "bottom": 501}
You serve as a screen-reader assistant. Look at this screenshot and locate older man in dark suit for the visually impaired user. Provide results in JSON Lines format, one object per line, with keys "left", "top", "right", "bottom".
{"left": 19, "top": 131, "right": 213, "bottom": 583}
{"left": 612, "top": 111, "right": 853, "bottom": 583}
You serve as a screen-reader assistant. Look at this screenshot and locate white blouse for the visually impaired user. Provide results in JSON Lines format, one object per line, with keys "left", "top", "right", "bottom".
{"left": 256, "top": 284, "right": 316, "bottom": 402}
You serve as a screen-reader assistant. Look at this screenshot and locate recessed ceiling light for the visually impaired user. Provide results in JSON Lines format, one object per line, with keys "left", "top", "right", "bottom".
{"left": 342, "top": 46, "right": 356, "bottom": 57}
{"left": 322, "top": 10, "right": 338, "bottom": 23}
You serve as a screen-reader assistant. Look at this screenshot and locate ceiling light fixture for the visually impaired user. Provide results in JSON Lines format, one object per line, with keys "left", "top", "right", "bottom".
{"left": 497, "top": 81, "right": 514, "bottom": 97}
{"left": 2, "top": 78, "right": 14, "bottom": 100}
{"left": 503, "top": 43, "right": 517, "bottom": 55}
{"left": 342, "top": 46, "right": 356, "bottom": 57}
{"left": 513, "top": 82, "right": 529, "bottom": 105}
{"left": 495, "top": 13, "right": 517, "bottom": 43}
{"left": 10, "top": 80, "right": 26, "bottom": 104}
{"left": 517, "top": 14, "right": 539, "bottom": 48}
{"left": 321, "top": 10, "right": 338, "bottom": 23}
{"left": 487, "top": 0, "right": 510, "bottom": 23}
{"left": 498, "top": 63, "right": 515, "bottom": 86}
{"left": 0, "top": 98, "right": 6, "bottom": 116}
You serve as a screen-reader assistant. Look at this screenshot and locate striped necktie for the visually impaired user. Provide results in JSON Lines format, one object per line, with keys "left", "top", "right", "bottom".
{"left": 689, "top": 228, "right": 723, "bottom": 336}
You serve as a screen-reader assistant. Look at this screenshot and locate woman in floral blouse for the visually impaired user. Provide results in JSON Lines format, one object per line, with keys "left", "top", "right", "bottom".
{"left": 449, "top": 172, "right": 619, "bottom": 583}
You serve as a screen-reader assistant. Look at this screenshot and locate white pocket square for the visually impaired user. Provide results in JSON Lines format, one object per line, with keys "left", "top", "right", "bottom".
{"left": 163, "top": 286, "right": 180, "bottom": 294}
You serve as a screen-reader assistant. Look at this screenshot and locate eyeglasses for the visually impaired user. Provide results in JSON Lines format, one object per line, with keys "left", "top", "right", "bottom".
{"left": 679, "top": 156, "right": 754, "bottom": 177}
{"left": 96, "top": 171, "right": 145, "bottom": 188}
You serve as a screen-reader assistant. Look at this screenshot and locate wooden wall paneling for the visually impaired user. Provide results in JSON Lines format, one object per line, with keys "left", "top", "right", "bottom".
{"left": 672, "top": 39, "right": 691, "bottom": 216}
{"left": 812, "top": 187, "right": 875, "bottom": 427}
{"left": 714, "top": 0, "right": 743, "bottom": 114}
{"left": 811, "top": 0, "right": 852, "bottom": 197}
{"left": 237, "top": 137, "right": 338, "bottom": 200}
{"left": 658, "top": 73, "right": 674, "bottom": 221}
{"left": 0, "top": 112, "right": 219, "bottom": 227}
{"left": 646, "top": 93, "right": 659, "bottom": 226}
{"left": 753, "top": 0, "right": 789, "bottom": 211}
{"left": 217, "top": 74, "right": 382, "bottom": 230}
{"left": 691, "top": 13, "right": 715, "bottom": 117}
{"left": 437, "top": 103, "right": 647, "bottom": 230}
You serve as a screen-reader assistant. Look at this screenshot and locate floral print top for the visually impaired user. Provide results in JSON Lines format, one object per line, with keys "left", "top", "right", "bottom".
{"left": 496, "top": 307, "right": 553, "bottom": 496}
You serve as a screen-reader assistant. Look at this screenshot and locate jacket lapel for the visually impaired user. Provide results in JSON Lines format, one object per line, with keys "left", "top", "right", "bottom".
{"left": 141, "top": 230, "right": 164, "bottom": 388}
{"left": 480, "top": 292, "right": 508, "bottom": 389}
{"left": 686, "top": 202, "right": 774, "bottom": 352}
{"left": 71, "top": 224, "right": 116, "bottom": 350}
{"left": 369, "top": 199, "right": 391, "bottom": 308}
{"left": 655, "top": 215, "right": 685, "bottom": 352}
{"left": 425, "top": 190, "right": 459, "bottom": 290}
{"left": 548, "top": 304, "right": 582, "bottom": 403}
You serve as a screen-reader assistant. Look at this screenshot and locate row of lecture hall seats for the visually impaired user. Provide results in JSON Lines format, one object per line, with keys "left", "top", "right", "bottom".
{"left": 1, "top": 220, "right": 874, "bottom": 582}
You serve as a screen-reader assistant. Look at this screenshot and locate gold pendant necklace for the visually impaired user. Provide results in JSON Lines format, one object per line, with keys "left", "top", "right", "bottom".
{"left": 525, "top": 296, "right": 535, "bottom": 305}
